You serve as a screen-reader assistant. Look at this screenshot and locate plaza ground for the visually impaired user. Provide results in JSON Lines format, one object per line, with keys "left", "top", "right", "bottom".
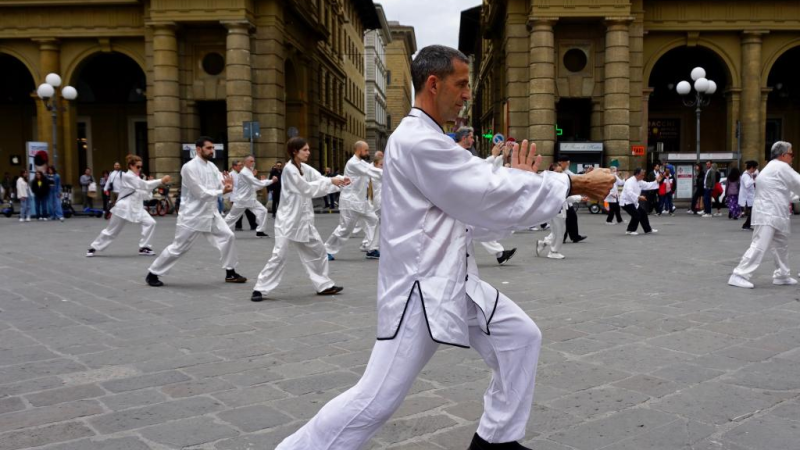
{"left": 0, "top": 209, "right": 799, "bottom": 450}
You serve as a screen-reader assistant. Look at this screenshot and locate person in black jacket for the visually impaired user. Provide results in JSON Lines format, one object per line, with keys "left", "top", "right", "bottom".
{"left": 269, "top": 162, "right": 283, "bottom": 218}
{"left": 30, "top": 171, "right": 50, "bottom": 220}
{"left": 688, "top": 163, "right": 705, "bottom": 215}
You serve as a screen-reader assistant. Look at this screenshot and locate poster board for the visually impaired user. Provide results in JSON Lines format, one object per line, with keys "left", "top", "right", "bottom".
{"left": 675, "top": 164, "right": 694, "bottom": 199}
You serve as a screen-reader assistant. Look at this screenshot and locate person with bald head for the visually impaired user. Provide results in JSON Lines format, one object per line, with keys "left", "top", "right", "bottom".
{"left": 324, "top": 141, "right": 383, "bottom": 260}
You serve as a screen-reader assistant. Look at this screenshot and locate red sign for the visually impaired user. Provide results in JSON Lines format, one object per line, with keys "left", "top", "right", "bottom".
{"left": 631, "top": 145, "right": 645, "bottom": 156}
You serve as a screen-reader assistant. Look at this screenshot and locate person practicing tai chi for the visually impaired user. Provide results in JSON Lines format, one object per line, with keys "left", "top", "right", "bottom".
{"left": 536, "top": 166, "right": 583, "bottom": 260}
{"left": 87, "top": 155, "right": 170, "bottom": 257}
{"left": 276, "top": 45, "right": 615, "bottom": 450}
{"left": 251, "top": 137, "right": 351, "bottom": 302}
{"left": 729, "top": 141, "right": 800, "bottom": 288}
{"left": 557, "top": 155, "right": 587, "bottom": 243}
{"left": 605, "top": 166, "right": 626, "bottom": 225}
{"left": 354, "top": 151, "right": 384, "bottom": 252}
{"left": 224, "top": 155, "right": 277, "bottom": 237}
{"left": 145, "top": 136, "right": 247, "bottom": 287}
{"left": 325, "top": 141, "right": 383, "bottom": 260}
{"left": 620, "top": 168, "right": 661, "bottom": 236}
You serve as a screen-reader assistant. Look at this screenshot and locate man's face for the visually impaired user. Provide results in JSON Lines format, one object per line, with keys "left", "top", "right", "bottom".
{"left": 434, "top": 59, "right": 471, "bottom": 122}
{"left": 325, "top": 167, "right": 331, "bottom": 174}
{"left": 706, "top": 161, "right": 712, "bottom": 169}
{"left": 778, "top": 146, "right": 794, "bottom": 164}
{"left": 558, "top": 161, "right": 569, "bottom": 170}
{"left": 234, "top": 162, "right": 243, "bottom": 172}
{"left": 462, "top": 132, "right": 474, "bottom": 148}
{"left": 197, "top": 141, "right": 215, "bottom": 160}
{"left": 244, "top": 157, "right": 255, "bottom": 170}
{"left": 636, "top": 172, "right": 645, "bottom": 181}
{"left": 356, "top": 145, "right": 370, "bottom": 159}
{"left": 85, "top": 169, "right": 91, "bottom": 175}
{"left": 277, "top": 162, "right": 283, "bottom": 169}
{"left": 113, "top": 163, "right": 121, "bottom": 171}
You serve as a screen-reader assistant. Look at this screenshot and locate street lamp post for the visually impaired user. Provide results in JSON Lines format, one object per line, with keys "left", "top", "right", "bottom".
{"left": 677, "top": 67, "right": 716, "bottom": 194}
{"left": 36, "top": 73, "right": 78, "bottom": 171}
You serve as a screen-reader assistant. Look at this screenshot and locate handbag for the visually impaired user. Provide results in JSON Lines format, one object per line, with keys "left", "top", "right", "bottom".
{"left": 712, "top": 182, "right": 723, "bottom": 198}
{"left": 88, "top": 182, "right": 97, "bottom": 192}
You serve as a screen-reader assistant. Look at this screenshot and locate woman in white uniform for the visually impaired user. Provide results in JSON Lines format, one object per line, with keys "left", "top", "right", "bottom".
{"left": 87, "top": 155, "right": 170, "bottom": 257}
{"left": 251, "top": 137, "right": 351, "bottom": 302}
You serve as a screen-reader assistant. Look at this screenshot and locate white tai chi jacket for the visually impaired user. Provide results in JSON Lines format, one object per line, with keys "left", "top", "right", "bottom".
{"left": 379, "top": 108, "right": 571, "bottom": 347}
{"left": 369, "top": 167, "right": 383, "bottom": 212}
{"left": 751, "top": 159, "right": 800, "bottom": 235}
{"left": 738, "top": 171, "right": 757, "bottom": 208}
{"left": 619, "top": 176, "right": 659, "bottom": 208}
{"left": 339, "top": 155, "right": 382, "bottom": 213}
{"left": 111, "top": 171, "right": 162, "bottom": 223}
{"left": 177, "top": 157, "right": 225, "bottom": 232}
{"left": 275, "top": 162, "right": 342, "bottom": 243}
{"left": 231, "top": 166, "right": 273, "bottom": 208}
{"left": 605, "top": 175, "right": 625, "bottom": 203}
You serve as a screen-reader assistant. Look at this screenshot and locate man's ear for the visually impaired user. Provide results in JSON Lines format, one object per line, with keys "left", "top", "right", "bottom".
{"left": 427, "top": 75, "right": 437, "bottom": 94}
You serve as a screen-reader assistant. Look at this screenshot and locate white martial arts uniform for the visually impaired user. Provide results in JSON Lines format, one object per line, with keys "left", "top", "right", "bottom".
{"left": 732, "top": 159, "right": 800, "bottom": 281}
{"left": 738, "top": 170, "right": 757, "bottom": 208}
{"left": 254, "top": 163, "right": 343, "bottom": 295}
{"left": 542, "top": 195, "right": 582, "bottom": 254}
{"left": 325, "top": 155, "right": 383, "bottom": 254}
{"left": 224, "top": 166, "right": 274, "bottom": 233}
{"left": 277, "top": 107, "right": 571, "bottom": 450}
{"left": 359, "top": 168, "right": 383, "bottom": 250}
{"left": 90, "top": 172, "right": 162, "bottom": 252}
{"left": 478, "top": 152, "right": 507, "bottom": 257}
{"left": 149, "top": 157, "right": 238, "bottom": 275}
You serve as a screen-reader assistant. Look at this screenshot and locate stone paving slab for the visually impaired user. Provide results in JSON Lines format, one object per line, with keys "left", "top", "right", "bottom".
{"left": 1, "top": 211, "right": 800, "bottom": 449}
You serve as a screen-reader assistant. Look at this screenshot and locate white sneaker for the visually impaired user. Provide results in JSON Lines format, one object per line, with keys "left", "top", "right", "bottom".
{"left": 728, "top": 274, "right": 754, "bottom": 289}
{"left": 702, "top": 214, "right": 712, "bottom": 218}
{"left": 529, "top": 226, "right": 539, "bottom": 231}
{"left": 25, "top": 218, "right": 30, "bottom": 222}
{"left": 547, "top": 251, "right": 565, "bottom": 259}
{"left": 625, "top": 231, "right": 639, "bottom": 236}
{"left": 535, "top": 240, "right": 546, "bottom": 257}
{"left": 773, "top": 277, "right": 798, "bottom": 286}
{"left": 19, "top": 218, "right": 24, "bottom": 222}
{"left": 43, "top": 218, "right": 49, "bottom": 221}
{"left": 647, "top": 229, "right": 658, "bottom": 234}
{"left": 605, "top": 222, "right": 615, "bottom": 225}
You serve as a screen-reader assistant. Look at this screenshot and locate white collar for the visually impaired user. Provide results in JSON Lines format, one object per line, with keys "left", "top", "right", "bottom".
{"left": 408, "top": 107, "right": 444, "bottom": 133}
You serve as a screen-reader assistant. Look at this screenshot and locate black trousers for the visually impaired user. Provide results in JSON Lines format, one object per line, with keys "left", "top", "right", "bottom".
{"left": 742, "top": 205, "right": 752, "bottom": 229}
{"left": 235, "top": 209, "right": 258, "bottom": 230}
{"left": 606, "top": 202, "right": 623, "bottom": 223}
{"left": 563, "top": 206, "right": 580, "bottom": 242}
{"left": 271, "top": 190, "right": 281, "bottom": 217}
{"left": 623, "top": 203, "right": 652, "bottom": 233}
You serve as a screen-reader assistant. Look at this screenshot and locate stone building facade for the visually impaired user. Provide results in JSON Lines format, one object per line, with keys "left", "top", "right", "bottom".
{"left": 0, "top": 0, "right": 379, "bottom": 189}
{"left": 364, "top": 4, "right": 391, "bottom": 154}
{"left": 460, "top": 0, "right": 800, "bottom": 176}
{"left": 385, "top": 21, "right": 416, "bottom": 135}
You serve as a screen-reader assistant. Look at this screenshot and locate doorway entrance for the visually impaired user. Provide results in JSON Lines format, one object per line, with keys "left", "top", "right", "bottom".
{"left": 556, "top": 98, "right": 592, "bottom": 143}
{"left": 196, "top": 101, "right": 228, "bottom": 171}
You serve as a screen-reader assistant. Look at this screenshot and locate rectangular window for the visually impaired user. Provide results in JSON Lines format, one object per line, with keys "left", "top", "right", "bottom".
{"left": 386, "top": 71, "right": 391, "bottom": 85}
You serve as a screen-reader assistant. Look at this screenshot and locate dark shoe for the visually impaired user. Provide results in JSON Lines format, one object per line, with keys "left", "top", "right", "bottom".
{"left": 366, "top": 250, "right": 380, "bottom": 259}
{"left": 251, "top": 291, "right": 264, "bottom": 302}
{"left": 496, "top": 248, "right": 517, "bottom": 265}
{"left": 256, "top": 232, "right": 269, "bottom": 238}
{"left": 327, "top": 253, "right": 335, "bottom": 261}
{"left": 86, "top": 248, "right": 96, "bottom": 257}
{"left": 317, "top": 286, "right": 344, "bottom": 295}
{"left": 468, "top": 433, "right": 531, "bottom": 450}
{"left": 146, "top": 272, "right": 163, "bottom": 287}
{"left": 573, "top": 235, "right": 587, "bottom": 243}
{"left": 225, "top": 270, "right": 247, "bottom": 283}
{"left": 138, "top": 247, "right": 155, "bottom": 256}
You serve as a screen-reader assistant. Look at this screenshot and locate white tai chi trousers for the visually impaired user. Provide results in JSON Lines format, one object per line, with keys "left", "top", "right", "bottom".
{"left": 325, "top": 209, "right": 379, "bottom": 254}
{"left": 148, "top": 215, "right": 238, "bottom": 275}
{"left": 732, "top": 225, "right": 790, "bottom": 280}
{"left": 543, "top": 216, "right": 566, "bottom": 253}
{"left": 360, "top": 209, "right": 381, "bottom": 249}
{"left": 225, "top": 202, "right": 269, "bottom": 233}
{"left": 254, "top": 228, "right": 335, "bottom": 295}
{"left": 276, "top": 289, "right": 542, "bottom": 450}
{"left": 480, "top": 240, "right": 504, "bottom": 256}
{"left": 90, "top": 214, "right": 156, "bottom": 251}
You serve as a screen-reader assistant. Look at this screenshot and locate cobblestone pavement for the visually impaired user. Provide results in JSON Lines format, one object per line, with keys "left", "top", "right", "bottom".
{"left": 1, "top": 209, "right": 799, "bottom": 450}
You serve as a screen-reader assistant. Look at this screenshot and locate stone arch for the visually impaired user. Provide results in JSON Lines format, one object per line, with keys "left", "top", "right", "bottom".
{"left": 64, "top": 46, "right": 145, "bottom": 87}
{"left": 644, "top": 38, "right": 740, "bottom": 90}
{"left": 0, "top": 46, "right": 38, "bottom": 82}
{"left": 761, "top": 38, "right": 800, "bottom": 86}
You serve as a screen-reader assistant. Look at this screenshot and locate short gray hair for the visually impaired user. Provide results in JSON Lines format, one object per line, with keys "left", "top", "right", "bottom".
{"left": 231, "top": 159, "right": 241, "bottom": 167}
{"left": 771, "top": 141, "right": 793, "bottom": 159}
{"left": 411, "top": 45, "right": 469, "bottom": 92}
{"left": 454, "top": 126, "right": 474, "bottom": 143}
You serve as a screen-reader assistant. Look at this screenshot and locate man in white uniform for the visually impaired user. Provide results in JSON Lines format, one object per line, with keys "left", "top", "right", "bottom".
{"left": 620, "top": 168, "right": 661, "bottom": 235}
{"left": 729, "top": 141, "right": 800, "bottom": 288}
{"left": 276, "top": 45, "right": 615, "bottom": 450}
{"left": 325, "top": 141, "right": 383, "bottom": 260}
{"left": 146, "top": 137, "right": 246, "bottom": 287}
{"left": 224, "top": 155, "right": 277, "bottom": 237}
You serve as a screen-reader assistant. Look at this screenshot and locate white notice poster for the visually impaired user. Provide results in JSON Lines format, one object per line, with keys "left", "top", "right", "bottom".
{"left": 676, "top": 165, "right": 694, "bottom": 199}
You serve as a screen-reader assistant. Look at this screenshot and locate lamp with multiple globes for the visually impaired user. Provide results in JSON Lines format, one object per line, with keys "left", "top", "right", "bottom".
{"left": 36, "top": 73, "right": 78, "bottom": 170}
{"left": 676, "top": 67, "right": 717, "bottom": 178}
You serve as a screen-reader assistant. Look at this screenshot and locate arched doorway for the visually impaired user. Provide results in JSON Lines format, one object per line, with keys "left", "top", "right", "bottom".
{"left": 765, "top": 46, "right": 800, "bottom": 165}
{"left": 0, "top": 53, "right": 36, "bottom": 179}
{"left": 647, "top": 46, "right": 732, "bottom": 166}
{"left": 71, "top": 52, "right": 147, "bottom": 175}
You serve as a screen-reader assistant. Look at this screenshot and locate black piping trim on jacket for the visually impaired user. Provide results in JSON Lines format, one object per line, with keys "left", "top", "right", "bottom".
{"left": 408, "top": 107, "right": 445, "bottom": 133}
{"left": 376, "top": 280, "right": 471, "bottom": 349}
{"left": 467, "top": 287, "right": 500, "bottom": 337}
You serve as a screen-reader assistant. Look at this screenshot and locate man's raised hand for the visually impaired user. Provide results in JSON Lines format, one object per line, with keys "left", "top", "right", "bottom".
{"left": 569, "top": 168, "right": 615, "bottom": 201}
{"left": 510, "top": 140, "right": 543, "bottom": 173}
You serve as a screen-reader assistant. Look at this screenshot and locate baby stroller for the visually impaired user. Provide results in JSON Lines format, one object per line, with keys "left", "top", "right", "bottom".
{"left": 61, "top": 185, "right": 76, "bottom": 219}
{"left": 1, "top": 199, "right": 13, "bottom": 218}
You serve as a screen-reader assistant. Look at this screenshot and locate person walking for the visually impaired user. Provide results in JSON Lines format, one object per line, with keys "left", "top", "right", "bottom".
{"left": 224, "top": 155, "right": 277, "bottom": 237}
{"left": 251, "top": 137, "right": 350, "bottom": 302}
{"left": 30, "top": 171, "right": 50, "bottom": 220}
{"left": 657, "top": 168, "right": 674, "bottom": 216}
{"left": 687, "top": 163, "right": 705, "bottom": 214}
{"left": 46, "top": 166, "right": 64, "bottom": 222}
{"left": 702, "top": 160, "right": 716, "bottom": 217}
{"left": 87, "top": 155, "right": 170, "bottom": 257}
{"left": 725, "top": 167, "right": 742, "bottom": 220}
{"left": 729, "top": 141, "right": 800, "bottom": 288}
{"left": 605, "top": 167, "right": 626, "bottom": 224}
{"left": 145, "top": 137, "right": 246, "bottom": 287}
{"left": 620, "top": 168, "right": 661, "bottom": 235}
{"left": 16, "top": 170, "right": 30, "bottom": 222}
{"left": 79, "top": 168, "right": 94, "bottom": 209}
{"left": 269, "top": 161, "right": 283, "bottom": 218}
{"left": 740, "top": 161, "right": 758, "bottom": 230}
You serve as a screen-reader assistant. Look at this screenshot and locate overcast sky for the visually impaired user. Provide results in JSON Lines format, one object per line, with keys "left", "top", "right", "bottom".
{"left": 377, "top": 0, "right": 481, "bottom": 56}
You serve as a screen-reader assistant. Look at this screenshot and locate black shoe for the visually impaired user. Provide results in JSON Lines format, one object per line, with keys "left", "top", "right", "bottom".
{"left": 496, "top": 248, "right": 517, "bottom": 265}
{"left": 366, "top": 250, "right": 380, "bottom": 259}
{"left": 86, "top": 248, "right": 96, "bottom": 257}
{"left": 256, "top": 232, "right": 269, "bottom": 238}
{"left": 146, "top": 272, "right": 163, "bottom": 287}
{"left": 317, "top": 286, "right": 344, "bottom": 295}
{"left": 251, "top": 291, "right": 264, "bottom": 302}
{"left": 225, "top": 270, "right": 247, "bottom": 283}
{"left": 468, "top": 433, "right": 531, "bottom": 450}
{"left": 573, "top": 235, "right": 587, "bottom": 243}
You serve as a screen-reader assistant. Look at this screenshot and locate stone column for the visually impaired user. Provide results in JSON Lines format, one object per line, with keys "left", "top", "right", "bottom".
{"left": 641, "top": 88, "right": 654, "bottom": 147}
{"left": 151, "top": 23, "right": 181, "bottom": 179}
{"left": 760, "top": 88, "right": 771, "bottom": 161}
{"left": 252, "top": 3, "right": 285, "bottom": 161}
{"left": 528, "top": 18, "right": 557, "bottom": 165}
{"left": 740, "top": 31, "right": 765, "bottom": 164}
{"left": 604, "top": 18, "right": 632, "bottom": 169}
{"left": 725, "top": 88, "right": 741, "bottom": 156}
{"left": 504, "top": 2, "right": 529, "bottom": 140}
{"left": 590, "top": 98, "right": 604, "bottom": 142}
{"left": 224, "top": 21, "right": 253, "bottom": 166}
{"left": 35, "top": 39, "right": 62, "bottom": 172}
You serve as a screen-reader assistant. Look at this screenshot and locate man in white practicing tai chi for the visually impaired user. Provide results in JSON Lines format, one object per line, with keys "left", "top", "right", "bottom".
{"left": 325, "top": 141, "right": 383, "bottom": 260}
{"left": 729, "top": 141, "right": 800, "bottom": 288}
{"left": 146, "top": 136, "right": 247, "bottom": 287}
{"left": 224, "top": 155, "right": 277, "bottom": 237}
{"left": 276, "top": 45, "right": 615, "bottom": 450}
{"left": 455, "top": 126, "right": 517, "bottom": 265}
